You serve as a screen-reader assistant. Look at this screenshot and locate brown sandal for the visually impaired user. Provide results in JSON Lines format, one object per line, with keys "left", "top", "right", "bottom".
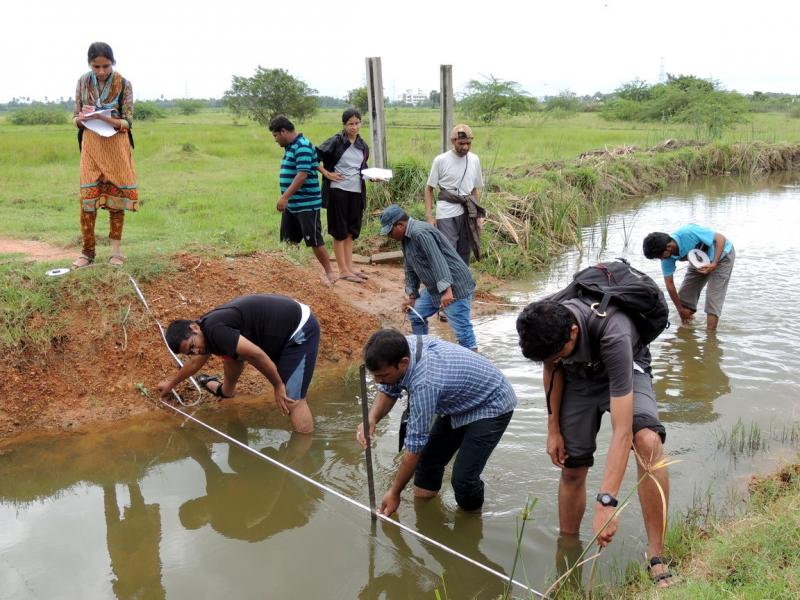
{"left": 72, "top": 254, "right": 94, "bottom": 268}
{"left": 108, "top": 254, "right": 125, "bottom": 266}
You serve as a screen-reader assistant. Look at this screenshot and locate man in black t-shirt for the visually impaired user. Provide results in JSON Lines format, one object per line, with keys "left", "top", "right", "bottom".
{"left": 517, "top": 299, "right": 673, "bottom": 587}
{"left": 158, "top": 294, "right": 320, "bottom": 433}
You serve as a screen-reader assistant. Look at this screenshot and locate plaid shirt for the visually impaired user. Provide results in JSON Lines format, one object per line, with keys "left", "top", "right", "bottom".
{"left": 379, "top": 336, "right": 516, "bottom": 453}
{"left": 402, "top": 218, "right": 476, "bottom": 306}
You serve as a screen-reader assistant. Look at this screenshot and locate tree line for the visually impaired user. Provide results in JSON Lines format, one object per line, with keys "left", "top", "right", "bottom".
{"left": 5, "top": 67, "right": 800, "bottom": 137}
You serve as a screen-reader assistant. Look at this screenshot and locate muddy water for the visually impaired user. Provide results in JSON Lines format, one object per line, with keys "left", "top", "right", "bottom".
{"left": 2, "top": 174, "right": 800, "bottom": 599}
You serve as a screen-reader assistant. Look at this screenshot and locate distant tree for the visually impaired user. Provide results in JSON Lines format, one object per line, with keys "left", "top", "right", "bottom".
{"left": 616, "top": 78, "right": 651, "bottom": 102}
{"left": 665, "top": 73, "right": 715, "bottom": 93}
{"left": 347, "top": 86, "right": 369, "bottom": 114}
{"left": 544, "top": 90, "right": 582, "bottom": 114}
{"left": 429, "top": 90, "right": 441, "bottom": 108}
{"left": 175, "top": 99, "right": 206, "bottom": 115}
{"left": 224, "top": 67, "right": 317, "bottom": 126}
{"left": 459, "top": 76, "right": 534, "bottom": 124}
{"left": 601, "top": 73, "right": 749, "bottom": 138}
{"left": 135, "top": 101, "right": 167, "bottom": 121}
{"left": 676, "top": 90, "right": 749, "bottom": 138}
{"left": 9, "top": 105, "right": 68, "bottom": 125}
{"left": 316, "top": 95, "right": 347, "bottom": 109}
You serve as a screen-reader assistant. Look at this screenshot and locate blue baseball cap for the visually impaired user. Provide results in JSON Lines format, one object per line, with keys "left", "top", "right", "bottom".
{"left": 380, "top": 204, "right": 406, "bottom": 235}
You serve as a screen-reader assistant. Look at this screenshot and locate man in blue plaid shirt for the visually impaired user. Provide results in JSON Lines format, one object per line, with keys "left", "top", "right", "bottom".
{"left": 357, "top": 329, "right": 516, "bottom": 514}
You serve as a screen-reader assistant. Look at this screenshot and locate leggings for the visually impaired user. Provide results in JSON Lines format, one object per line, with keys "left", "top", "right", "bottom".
{"left": 80, "top": 208, "right": 125, "bottom": 259}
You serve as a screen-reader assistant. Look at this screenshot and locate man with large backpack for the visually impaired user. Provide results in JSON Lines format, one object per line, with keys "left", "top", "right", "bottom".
{"left": 516, "top": 260, "right": 673, "bottom": 587}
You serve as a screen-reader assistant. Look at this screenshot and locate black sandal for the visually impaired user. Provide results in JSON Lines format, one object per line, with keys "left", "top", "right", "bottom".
{"left": 197, "top": 373, "right": 226, "bottom": 399}
{"left": 648, "top": 556, "right": 673, "bottom": 585}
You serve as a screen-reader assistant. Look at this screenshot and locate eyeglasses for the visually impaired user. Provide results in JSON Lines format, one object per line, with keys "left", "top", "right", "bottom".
{"left": 186, "top": 334, "right": 203, "bottom": 356}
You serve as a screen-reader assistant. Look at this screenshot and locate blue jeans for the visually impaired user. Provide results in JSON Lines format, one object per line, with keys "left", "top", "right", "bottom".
{"left": 408, "top": 290, "right": 477, "bottom": 349}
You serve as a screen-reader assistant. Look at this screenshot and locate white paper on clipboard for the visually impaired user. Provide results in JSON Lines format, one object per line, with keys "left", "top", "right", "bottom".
{"left": 82, "top": 109, "right": 117, "bottom": 137}
{"left": 361, "top": 167, "right": 393, "bottom": 181}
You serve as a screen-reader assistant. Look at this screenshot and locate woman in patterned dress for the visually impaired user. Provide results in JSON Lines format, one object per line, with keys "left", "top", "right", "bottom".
{"left": 72, "top": 42, "right": 138, "bottom": 267}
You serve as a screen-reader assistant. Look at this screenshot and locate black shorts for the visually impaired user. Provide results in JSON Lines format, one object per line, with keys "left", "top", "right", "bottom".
{"left": 327, "top": 187, "right": 364, "bottom": 241}
{"left": 280, "top": 209, "right": 324, "bottom": 247}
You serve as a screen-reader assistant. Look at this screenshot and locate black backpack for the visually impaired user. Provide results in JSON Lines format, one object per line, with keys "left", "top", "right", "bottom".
{"left": 547, "top": 258, "right": 669, "bottom": 346}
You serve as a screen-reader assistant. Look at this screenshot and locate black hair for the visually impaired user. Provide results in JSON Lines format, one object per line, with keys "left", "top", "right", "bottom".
{"left": 268, "top": 115, "right": 295, "bottom": 133}
{"left": 642, "top": 232, "right": 672, "bottom": 259}
{"left": 364, "top": 328, "right": 410, "bottom": 371}
{"left": 516, "top": 301, "right": 576, "bottom": 362}
{"left": 87, "top": 42, "right": 115, "bottom": 65}
{"left": 166, "top": 319, "right": 194, "bottom": 354}
{"left": 342, "top": 108, "right": 362, "bottom": 124}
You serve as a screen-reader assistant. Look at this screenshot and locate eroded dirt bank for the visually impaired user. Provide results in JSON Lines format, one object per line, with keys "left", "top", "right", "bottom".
{"left": 0, "top": 248, "right": 502, "bottom": 440}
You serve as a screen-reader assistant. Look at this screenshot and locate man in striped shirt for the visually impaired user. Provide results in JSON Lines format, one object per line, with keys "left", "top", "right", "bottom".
{"left": 380, "top": 204, "right": 478, "bottom": 349}
{"left": 357, "top": 329, "right": 516, "bottom": 514}
{"left": 269, "top": 115, "right": 335, "bottom": 284}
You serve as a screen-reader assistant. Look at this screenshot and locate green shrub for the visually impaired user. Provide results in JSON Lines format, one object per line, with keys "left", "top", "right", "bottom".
{"left": 175, "top": 99, "right": 206, "bottom": 115}
{"left": 9, "top": 105, "right": 68, "bottom": 125}
{"left": 134, "top": 101, "right": 166, "bottom": 121}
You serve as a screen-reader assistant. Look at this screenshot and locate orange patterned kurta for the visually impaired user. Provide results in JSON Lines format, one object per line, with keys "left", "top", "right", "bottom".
{"left": 75, "top": 71, "right": 138, "bottom": 212}
{"left": 80, "top": 130, "right": 138, "bottom": 212}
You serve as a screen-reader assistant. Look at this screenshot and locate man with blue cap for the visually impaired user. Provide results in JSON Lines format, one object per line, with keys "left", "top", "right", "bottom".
{"left": 380, "top": 204, "right": 477, "bottom": 349}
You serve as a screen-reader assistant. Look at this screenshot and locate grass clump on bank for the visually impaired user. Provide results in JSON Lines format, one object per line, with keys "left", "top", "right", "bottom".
{"left": 646, "top": 462, "right": 800, "bottom": 599}
{"left": 0, "top": 256, "right": 174, "bottom": 357}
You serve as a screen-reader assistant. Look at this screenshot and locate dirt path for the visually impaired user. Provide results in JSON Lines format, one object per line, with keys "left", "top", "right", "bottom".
{"left": 0, "top": 238, "right": 75, "bottom": 262}
{"left": 0, "top": 247, "right": 505, "bottom": 440}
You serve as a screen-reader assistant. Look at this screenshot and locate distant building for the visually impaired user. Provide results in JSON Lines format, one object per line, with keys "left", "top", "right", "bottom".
{"left": 399, "top": 88, "right": 428, "bottom": 106}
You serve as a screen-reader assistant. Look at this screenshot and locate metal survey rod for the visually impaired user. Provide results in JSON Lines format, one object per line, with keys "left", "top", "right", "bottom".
{"left": 359, "top": 363, "right": 378, "bottom": 520}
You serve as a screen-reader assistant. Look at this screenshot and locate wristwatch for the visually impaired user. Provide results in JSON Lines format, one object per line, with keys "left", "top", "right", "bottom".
{"left": 596, "top": 492, "right": 618, "bottom": 507}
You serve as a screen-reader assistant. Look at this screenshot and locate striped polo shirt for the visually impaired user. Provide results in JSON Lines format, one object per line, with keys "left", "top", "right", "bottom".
{"left": 279, "top": 133, "right": 322, "bottom": 213}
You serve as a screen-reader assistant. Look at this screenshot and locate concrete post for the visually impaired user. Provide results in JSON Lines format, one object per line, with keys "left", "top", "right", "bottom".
{"left": 440, "top": 65, "right": 454, "bottom": 153}
{"left": 365, "top": 57, "right": 387, "bottom": 168}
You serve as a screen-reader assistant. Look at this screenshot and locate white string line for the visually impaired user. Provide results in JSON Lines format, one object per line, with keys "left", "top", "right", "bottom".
{"left": 158, "top": 399, "right": 544, "bottom": 598}
{"left": 127, "top": 275, "right": 203, "bottom": 406}
{"left": 128, "top": 278, "right": 542, "bottom": 596}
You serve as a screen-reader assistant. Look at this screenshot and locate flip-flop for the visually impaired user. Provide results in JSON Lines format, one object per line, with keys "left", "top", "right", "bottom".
{"left": 338, "top": 274, "right": 366, "bottom": 283}
{"left": 356, "top": 271, "right": 370, "bottom": 279}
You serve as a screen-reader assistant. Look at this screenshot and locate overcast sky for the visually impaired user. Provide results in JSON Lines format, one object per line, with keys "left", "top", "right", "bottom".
{"left": 2, "top": 0, "right": 797, "bottom": 104}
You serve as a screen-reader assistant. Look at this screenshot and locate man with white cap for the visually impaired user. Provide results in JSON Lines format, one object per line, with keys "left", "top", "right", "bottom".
{"left": 424, "top": 124, "right": 485, "bottom": 265}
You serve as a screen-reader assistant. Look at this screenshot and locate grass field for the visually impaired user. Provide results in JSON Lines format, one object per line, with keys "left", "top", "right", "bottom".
{"left": 2, "top": 108, "right": 800, "bottom": 263}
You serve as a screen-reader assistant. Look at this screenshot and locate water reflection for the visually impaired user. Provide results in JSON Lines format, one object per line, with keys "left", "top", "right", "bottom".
{"left": 103, "top": 482, "right": 165, "bottom": 600}
{"left": 178, "top": 419, "right": 320, "bottom": 542}
{"left": 359, "top": 501, "right": 508, "bottom": 599}
{"left": 553, "top": 532, "right": 583, "bottom": 595}
{"left": 654, "top": 327, "right": 730, "bottom": 423}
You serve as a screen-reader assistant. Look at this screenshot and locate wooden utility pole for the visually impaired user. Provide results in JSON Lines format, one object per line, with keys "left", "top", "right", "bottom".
{"left": 440, "top": 65, "right": 454, "bottom": 153}
{"left": 365, "top": 57, "right": 387, "bottom": 168}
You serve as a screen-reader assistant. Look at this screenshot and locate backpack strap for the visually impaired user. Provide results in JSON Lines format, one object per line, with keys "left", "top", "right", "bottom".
{"left": 590, "top": 264, "right": 615, "bottom": 316}
{"left": 398, "top": 335, "right": 424, "bottom": 452}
